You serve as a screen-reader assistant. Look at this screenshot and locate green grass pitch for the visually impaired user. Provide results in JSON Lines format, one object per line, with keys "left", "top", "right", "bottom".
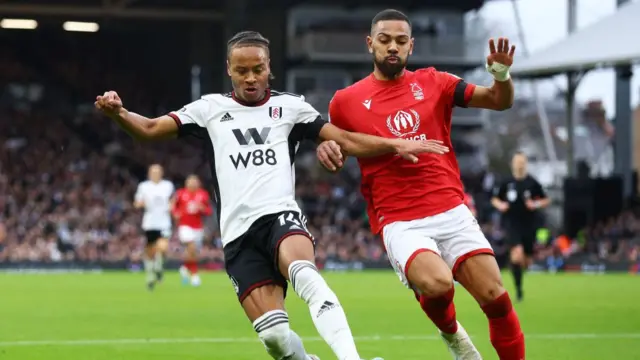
{"left": 1, "top": 271, "right": 639, "bottom": 359}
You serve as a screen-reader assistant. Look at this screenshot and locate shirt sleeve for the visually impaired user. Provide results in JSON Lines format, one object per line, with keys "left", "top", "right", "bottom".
{"left": 134, "top": 183, "right": 144, "bottom": 202}
{"left": 328, "top": 92, "right": 353, "bottom": 131}
{"left": 167, "top": 98, "right": 209, "bottom": 129}
{"left": 438, "top": 71, "right": 476, "bottom": 108}
{"left": 531, "top": 179, "right": 548, "bottom": 199}
{"left": 294, "top": 96, "right": 329, "bottom": 141}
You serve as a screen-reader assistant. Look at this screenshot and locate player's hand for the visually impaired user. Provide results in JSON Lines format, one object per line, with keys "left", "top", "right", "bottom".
{"left": 394, "top": 139, "right": 449, "bottom": 163}
{"left": 525, "top": 199, "right": 538, "bottom": 210}
{"left": 495, "top": 201, "right": 509, "bottom": 213}
{"left": 95, "top": 91, "right": 124, "bottom": 117}
{"left": 487, "top": 38, "right": 516, "bottom": 67}
{"left": 317, "top": 140, "right": 344, "bottom": 172}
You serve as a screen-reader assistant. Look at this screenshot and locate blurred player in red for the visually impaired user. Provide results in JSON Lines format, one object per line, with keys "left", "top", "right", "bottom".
{"left": 172, "top": 174, "right": 212, "bottom": 287}
{"left": 317, "top": 9, "right": 524, "bottom": 360}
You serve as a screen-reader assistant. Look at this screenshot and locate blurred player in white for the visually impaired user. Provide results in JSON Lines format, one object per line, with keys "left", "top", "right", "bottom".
{"left": 134, "top": 164, "right": 174, "bottom": 290}
{"left": 172, "top": 174, "right": 212, "bottom": 287}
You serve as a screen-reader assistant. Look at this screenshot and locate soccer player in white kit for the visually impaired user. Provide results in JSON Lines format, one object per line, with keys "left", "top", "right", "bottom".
{"left": 95, "top": 30, "right": 447, "bottom": 360}
{"left": 134, "top": 164, "right": 174, "bottom": 290}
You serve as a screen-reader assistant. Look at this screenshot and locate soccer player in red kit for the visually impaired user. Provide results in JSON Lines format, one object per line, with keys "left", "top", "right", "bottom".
{"left": 317, "top": 9, "right": 524, "bottom": 360}
{"left": 172, "top": 174, "right": 212, "bottom": 287}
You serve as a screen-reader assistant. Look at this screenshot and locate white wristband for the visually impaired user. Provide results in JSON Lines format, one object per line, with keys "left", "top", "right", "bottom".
{"left": 486, "top": 62, "right": 511, "bottom": 82}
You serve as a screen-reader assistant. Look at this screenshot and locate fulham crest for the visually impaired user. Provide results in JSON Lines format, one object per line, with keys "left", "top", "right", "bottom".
{"left": 269, "top": 106, "right": 282, "bottom": 120}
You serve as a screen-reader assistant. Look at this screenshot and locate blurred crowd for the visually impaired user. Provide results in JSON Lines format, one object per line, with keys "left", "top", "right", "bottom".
{"left": 2, "top": 103, "right": 638, "bottom": 268}
{"left": 0, "top": 43, "right": 638, "bottom": 270}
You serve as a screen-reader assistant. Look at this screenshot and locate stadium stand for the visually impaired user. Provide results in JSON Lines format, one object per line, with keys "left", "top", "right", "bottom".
{"left": 0, "top": 12, "right": 637, "bottom": 272}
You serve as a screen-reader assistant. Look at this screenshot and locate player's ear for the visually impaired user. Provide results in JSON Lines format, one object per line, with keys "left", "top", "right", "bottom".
{"left": 226, "top": 60, "right": 231, "bottom": 77}
{"left": 409, "top": 37, "right": 415, "bottom": 56}
{"left": 366, "top": 35, "right": 373, "bottom": 54}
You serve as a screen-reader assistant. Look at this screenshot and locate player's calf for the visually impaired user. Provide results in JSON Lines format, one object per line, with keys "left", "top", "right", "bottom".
{"left": 278, "top": 235, "right": 362, "bottom": 360}
{"left": 143, "top": 245, "right": 157, "bottom": 289}
{"left": 154, "top": 237, "right": 168, "bottom": 282}
{"left": 455, "top": 254, "right": 525, "bottom": 360}
{"left": 405, "top": 251, "right": 459, "bottom": 334}
{"left": 403, "top": 252, "right": 482, "bottom": 359}
{"left": 509, "top": 246, "right": 525, "bottom": 301}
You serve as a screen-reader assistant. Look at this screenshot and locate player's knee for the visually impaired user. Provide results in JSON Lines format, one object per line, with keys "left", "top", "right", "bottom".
{"left": 254, "top": 311, "right": 292, "bottom": 357}
{"left": 477, "top": 279, "right": 506, "bottom": 304}
{"left": 412, "top": 272, "right": 453, "bottom": 298}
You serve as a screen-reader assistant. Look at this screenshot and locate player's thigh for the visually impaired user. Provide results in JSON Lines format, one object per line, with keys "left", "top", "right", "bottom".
{"left": 156, "top": 229, "right": 171, "bottom": 251}
{"left": 269, "top": 211, "right": 316, "bottom": 279}
{"left": 224, "top": 240, "right": 287, "bottom": 322}
{"left": 179, "top": 226, "right": 202, "bottom": 252}
{"left": 507, "top": 233, "right": 525, "bottom": 263}
{"left": 382, "top": 220, "right": 452, "bottom": 297}
{"left": 144, "top": 230, "right": 160, "bottom": 251}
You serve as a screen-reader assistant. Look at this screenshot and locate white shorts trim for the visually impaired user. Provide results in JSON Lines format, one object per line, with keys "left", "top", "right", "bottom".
{"left": 178, "top": 226, "right": 204, "bottom": 244}
{"left": 382, "top": 204, "right": 494, "bottom": 288}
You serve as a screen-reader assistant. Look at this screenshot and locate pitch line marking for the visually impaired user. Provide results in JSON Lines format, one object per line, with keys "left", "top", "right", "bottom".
{"left": 1, "top": 333, "right": 639, "bottom": 347}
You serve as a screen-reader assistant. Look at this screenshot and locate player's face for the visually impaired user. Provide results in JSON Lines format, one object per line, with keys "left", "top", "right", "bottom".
{"left": 367, "top": 20, "right": 414, "bottom": 79}
{"left": 148, "top": 166, "right": 163, "bottom": 182}
{"left": 227, "top": 46, "right": 270, "bottom": 104}
{"left": 186, "top": 176, "right": 199, "bottom": 190}
{"left": 511, "top": 155, "right": 528, "bottom": 177}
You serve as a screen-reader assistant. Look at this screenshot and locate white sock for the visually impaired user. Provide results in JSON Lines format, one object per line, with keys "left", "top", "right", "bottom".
{"left": 289, "top": 260, "right": 360, "bottom": 360}
{"left": 154, "top": 252, "right": 164, "bottom": 273}
{"left": 253, "top": 310, "right": 310, "bottom": 360}
{"left": 143, "top": 257, "right": 155, "bottom": 283}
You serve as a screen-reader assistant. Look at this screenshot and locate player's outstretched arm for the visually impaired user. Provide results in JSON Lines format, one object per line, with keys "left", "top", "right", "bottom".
{"left": 95, "top": 91, "right": 178, "bottom": 140}
{"left": 467, "top": 38, "right": 515, "bottom": 111}
{"left": 318, "top": 123, "right": 449, "bottom": 162}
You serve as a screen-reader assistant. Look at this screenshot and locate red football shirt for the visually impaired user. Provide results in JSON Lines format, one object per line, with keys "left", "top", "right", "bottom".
{"left": 329, "top": 68, "right": 475, "bottom": 234}
{"left": 172, "top": 188, "right": 212, "bottom": 229}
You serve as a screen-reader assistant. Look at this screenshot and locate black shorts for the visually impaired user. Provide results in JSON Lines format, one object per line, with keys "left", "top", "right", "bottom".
{"left": 507, "top": 229, "right": 536, "bottom": 256}
{"left": 144, "top": 229, "right": 170, "bottom": 245}
{"left": 224, "top": 211, "right": 314, "bottom": 303}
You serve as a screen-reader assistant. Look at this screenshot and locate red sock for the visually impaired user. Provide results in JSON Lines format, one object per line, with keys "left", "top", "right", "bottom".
{"left": 417, "top": 287, "right": 459, "bottom": 334}
{"left": 189, "top": 260, "right": 198, "bottom": 275}
{"left": 184, "top": 260, "right": 198, "bottom": 274}
{"left": 481, "top": 292, "right": 525, "bottom": 360}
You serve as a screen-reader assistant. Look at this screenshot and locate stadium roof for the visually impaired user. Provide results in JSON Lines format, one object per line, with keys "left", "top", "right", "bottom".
{"left": 511, "top": 0, "right": 640, "bottom": 78}
{"left": 0, "top": 0, "right": 485, "bottom": 21}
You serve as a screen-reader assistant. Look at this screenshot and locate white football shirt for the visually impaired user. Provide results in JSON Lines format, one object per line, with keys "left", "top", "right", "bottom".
{"left": 168, "top": 90, "right": 326, "bottom": 246}
{"left": 134, "top": 179, "right": 175, "bottom": 231}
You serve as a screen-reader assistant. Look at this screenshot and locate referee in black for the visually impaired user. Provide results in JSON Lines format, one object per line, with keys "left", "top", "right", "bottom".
{"left": 491, "top": 152, "right": 550, "bottom": 301}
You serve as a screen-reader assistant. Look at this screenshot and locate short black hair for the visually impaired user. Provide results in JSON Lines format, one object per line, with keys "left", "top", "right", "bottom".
{"left": 371, "top": 9, "right": 412, "bottom": 30}
{"left": 227, "top": 31, "right": 270, "bottom": 57}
